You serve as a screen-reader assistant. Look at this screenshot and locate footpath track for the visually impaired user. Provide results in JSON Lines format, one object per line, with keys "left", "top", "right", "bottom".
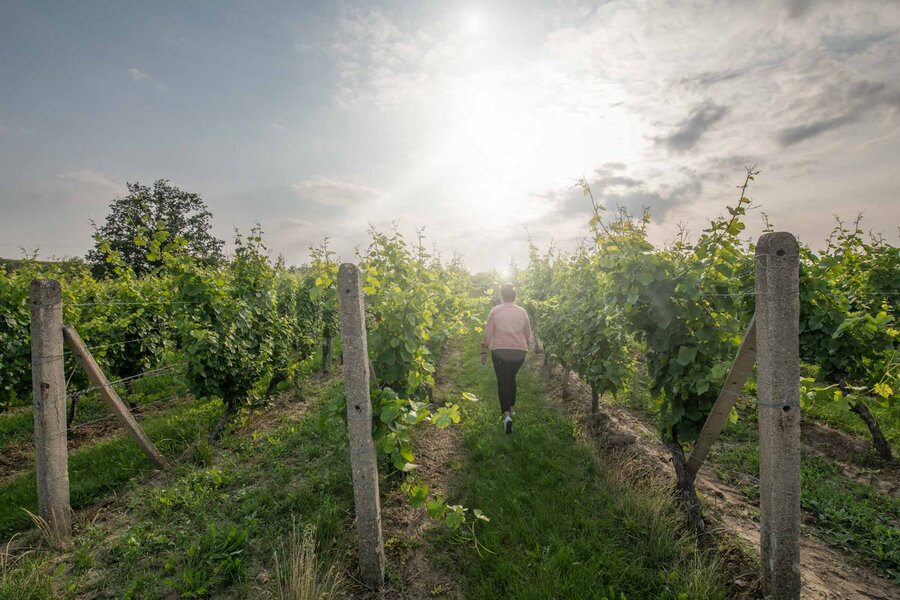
{"left": 375, "top": 337, "right": 734, "bottom": 600}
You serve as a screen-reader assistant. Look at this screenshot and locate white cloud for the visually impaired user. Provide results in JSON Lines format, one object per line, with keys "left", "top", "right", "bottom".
{"left": 128, "top": 67, "right": 166, "bottom": 92}
{"left": 291, "top": 177, "right": 387, "bottom": 207}
{"left": 57, "top": 169, "right": 125, "bottom": 197}
{"left": 324, "top": 0, "right": 900, "bottom": 269}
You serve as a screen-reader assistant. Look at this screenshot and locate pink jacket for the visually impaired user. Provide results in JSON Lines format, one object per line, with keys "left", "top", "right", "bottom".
{"left": 482, "top": 302, "right": 531, "bottom": 352}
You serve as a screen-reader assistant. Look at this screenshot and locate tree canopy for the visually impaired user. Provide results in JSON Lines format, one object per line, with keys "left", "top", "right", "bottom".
{"left": 87, "top": 179, "right": 224, "bottom": 276}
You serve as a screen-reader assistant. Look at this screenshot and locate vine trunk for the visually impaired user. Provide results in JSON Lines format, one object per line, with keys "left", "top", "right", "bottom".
{"left": 663, "top": 431, "right": 705, "bottom": 534}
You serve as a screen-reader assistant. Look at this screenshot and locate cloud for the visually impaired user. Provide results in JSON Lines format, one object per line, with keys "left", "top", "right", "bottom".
{"left": 785, "top": 0, "right": 815, "bottom": 20}
{"left": 128, "top": 68, "right": 166, "bottom": 92}
{"left": 778, "top": 113, "right": 859, "bottom": 146}
{"left": 597, "top": 178, "right": 702, "bottom": 222}
{"left": 291, "top": 178, "right": 387, "bottom": 207}
{"left": 674, "top": 69, "right": 742, "bottom": 91}
{"left": 776, "top": 79, "right": 900, "bottom": 146}
{"left": 657, "top": 103, "right": 729, "bottom": 152}
{"left": 57, "top": 169, "right": 125, "bottom": 196}
{"left": 543, "top": 164, "right": 702, "bottom": 225}
{"left": 822, "top": 31, "right": 894, "bottom": 56}
{"left": 331, "top": 7, "right": 433, "bottom": 108}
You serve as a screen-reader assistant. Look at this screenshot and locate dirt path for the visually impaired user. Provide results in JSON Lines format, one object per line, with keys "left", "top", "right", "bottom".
{"left": 365, "top": 344, "right": 465, "bottom": 600}
{"left": 540, "top": 358, "right": 897, "bottom": 600}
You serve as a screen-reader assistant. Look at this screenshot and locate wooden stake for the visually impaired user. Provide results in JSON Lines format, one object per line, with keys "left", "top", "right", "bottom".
{"left": 62, "top": 325, "right": 168, "bottom": 470}
{"left": 686, "top": 316, "right": 757, "bottom": 480}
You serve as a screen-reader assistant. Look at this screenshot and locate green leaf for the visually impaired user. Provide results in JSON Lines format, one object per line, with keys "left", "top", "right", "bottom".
{"left": 426, "top": 497, "right": 447, "bottom": 520}
{"left": 408, "top": 484, "right": 429, "bottom": 507}
{"left": 675, "top": 345, "right": 698, "bottom": 366}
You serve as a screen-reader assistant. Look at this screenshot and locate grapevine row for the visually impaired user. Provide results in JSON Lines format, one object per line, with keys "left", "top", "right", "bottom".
{"left": 520, "top": 171, "right": 898, "bottom": 523}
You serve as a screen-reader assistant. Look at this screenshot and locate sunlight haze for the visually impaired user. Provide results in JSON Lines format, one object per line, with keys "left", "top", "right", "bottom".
{"left": 1, "top": 0, "right": 898, "bottom": 271}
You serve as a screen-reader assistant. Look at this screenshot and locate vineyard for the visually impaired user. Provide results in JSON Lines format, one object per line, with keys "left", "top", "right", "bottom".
{"left": 0, "top": 187, "right": 899, "bottom": 598}
{"left": 519, "top": 174, "right": 898, "bottom": 503}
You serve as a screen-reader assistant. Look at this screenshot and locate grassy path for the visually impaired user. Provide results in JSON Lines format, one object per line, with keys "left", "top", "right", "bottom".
{"left": 433, "top": 339, "right": 731, "bottom": 600}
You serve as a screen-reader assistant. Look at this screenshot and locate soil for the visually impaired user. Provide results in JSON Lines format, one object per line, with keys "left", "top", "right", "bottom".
{"left": 360, "top": 344, "right": 465, "bottom": 600}
{"left": 801, "top": 423, "right": 899, "bottom": 498}
{"left": 539, "top": 356, "right": 898, "bottom": 600}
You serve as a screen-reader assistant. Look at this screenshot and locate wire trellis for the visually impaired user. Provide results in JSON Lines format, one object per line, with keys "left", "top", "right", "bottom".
{"left": 65, "top": 363, "right": 186, "bottom": 400}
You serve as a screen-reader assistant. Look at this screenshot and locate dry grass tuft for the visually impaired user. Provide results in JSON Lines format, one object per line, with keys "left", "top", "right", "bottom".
{"left": 22, "top": 509, "right": 58, "bottom": 549}
{"left": 273, "top": 523, "right": 347, "bottom": 600}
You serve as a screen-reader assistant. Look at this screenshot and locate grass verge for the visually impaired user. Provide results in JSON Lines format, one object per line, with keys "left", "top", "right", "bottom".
{"left": 0, "top": 397, "right": 222, "bottom": 540}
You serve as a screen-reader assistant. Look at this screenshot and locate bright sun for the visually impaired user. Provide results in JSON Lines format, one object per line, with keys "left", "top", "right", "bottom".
{"left": 400, "top": 7, "right": 643, "bottom": 229}
{"left": 462, "top": 11, "right": 483, "bottom": 34}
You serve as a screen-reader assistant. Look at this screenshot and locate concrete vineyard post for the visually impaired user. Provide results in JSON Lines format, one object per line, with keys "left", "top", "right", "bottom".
{"left": 337, "top": 263, "right": 385, "bottom": 589}
{"left": 755, "top": 232, "right": 801, "bottom": 599}
{"left": 29, "top": 279, "right": 72, "bottom": 546}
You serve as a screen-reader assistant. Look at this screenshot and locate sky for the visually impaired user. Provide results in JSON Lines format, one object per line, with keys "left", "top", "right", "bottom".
{"left": 1, "top": 0, "right": 899, "bottom": 272}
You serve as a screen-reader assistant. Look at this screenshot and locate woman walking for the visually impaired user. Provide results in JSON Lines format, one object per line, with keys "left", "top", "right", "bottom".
{"left": 481, "top": 283, "right": 531, "bottom": 434}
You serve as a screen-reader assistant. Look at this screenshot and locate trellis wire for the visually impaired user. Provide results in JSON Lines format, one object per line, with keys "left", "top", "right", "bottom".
{"left": 65, "top": 363, "right": 186, "bottom": 399}
{"left": 68, "top": 393, "right": 183, "bottom": 432}
{"left": 539, "top": 357, "right": 805, "bottom": 500}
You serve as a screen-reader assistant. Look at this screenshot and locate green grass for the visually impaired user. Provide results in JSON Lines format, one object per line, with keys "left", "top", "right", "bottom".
{"left": 0, "top": 397, "right": 222, "bottom": 540}
{"left": 438, "top": 340, "right": 730, "bottom": 600}
{"left": 803, "top": 397, "right": 900, "bottom": 449}
{"left": 0, "top": 372, "right": 191, "bottom": 452}
{"left": 0, "top": 409, "right": 33, "bottom": 452}
{"left": 712, "top": 432, "right": 900, "bottom": 578}
{"left": 1, "top": 375, "right": 356, "bottom": 599}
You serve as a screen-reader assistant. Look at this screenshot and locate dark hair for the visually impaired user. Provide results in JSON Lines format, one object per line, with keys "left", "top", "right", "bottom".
{"left": 500, "top": 283, "right": 516, "bottom": 302}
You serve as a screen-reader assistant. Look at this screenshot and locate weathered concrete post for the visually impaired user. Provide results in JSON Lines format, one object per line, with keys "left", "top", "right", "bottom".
{"left": 30, "top": 279, "right": 72, "bottom": 546}
{"left": 337, "top": 263, "right": 385, "bottom": 589}
{"left": 755, "top": 232, "right": 801, "bottom": 599}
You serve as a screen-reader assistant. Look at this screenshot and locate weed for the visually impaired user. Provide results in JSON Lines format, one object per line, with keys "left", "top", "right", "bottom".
{"left": 166, "top": 523, "right": 248, "bottom": 598}
{"left": 0, "top": 545, "right": 54, "bottom": 600}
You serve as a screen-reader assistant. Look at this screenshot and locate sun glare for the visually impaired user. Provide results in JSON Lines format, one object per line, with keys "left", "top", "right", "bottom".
{"left": 462, "top": 10, "right": 483, "bottom": 34}
{"left": 431, "top": 69, "right": 641, "bottom": 226}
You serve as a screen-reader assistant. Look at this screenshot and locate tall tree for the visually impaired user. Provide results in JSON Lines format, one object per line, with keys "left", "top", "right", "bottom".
{"left": 87, "top": 179, "right": 224, "bottom": 276}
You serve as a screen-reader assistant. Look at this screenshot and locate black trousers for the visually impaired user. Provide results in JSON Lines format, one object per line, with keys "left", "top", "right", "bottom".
{"left": 491, "top": 349, "right": 526, "bottom": 414}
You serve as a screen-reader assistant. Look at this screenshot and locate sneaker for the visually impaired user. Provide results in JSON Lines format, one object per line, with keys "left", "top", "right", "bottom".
{"left": 504, "top": 416, "right": 513, "bottom": 435}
